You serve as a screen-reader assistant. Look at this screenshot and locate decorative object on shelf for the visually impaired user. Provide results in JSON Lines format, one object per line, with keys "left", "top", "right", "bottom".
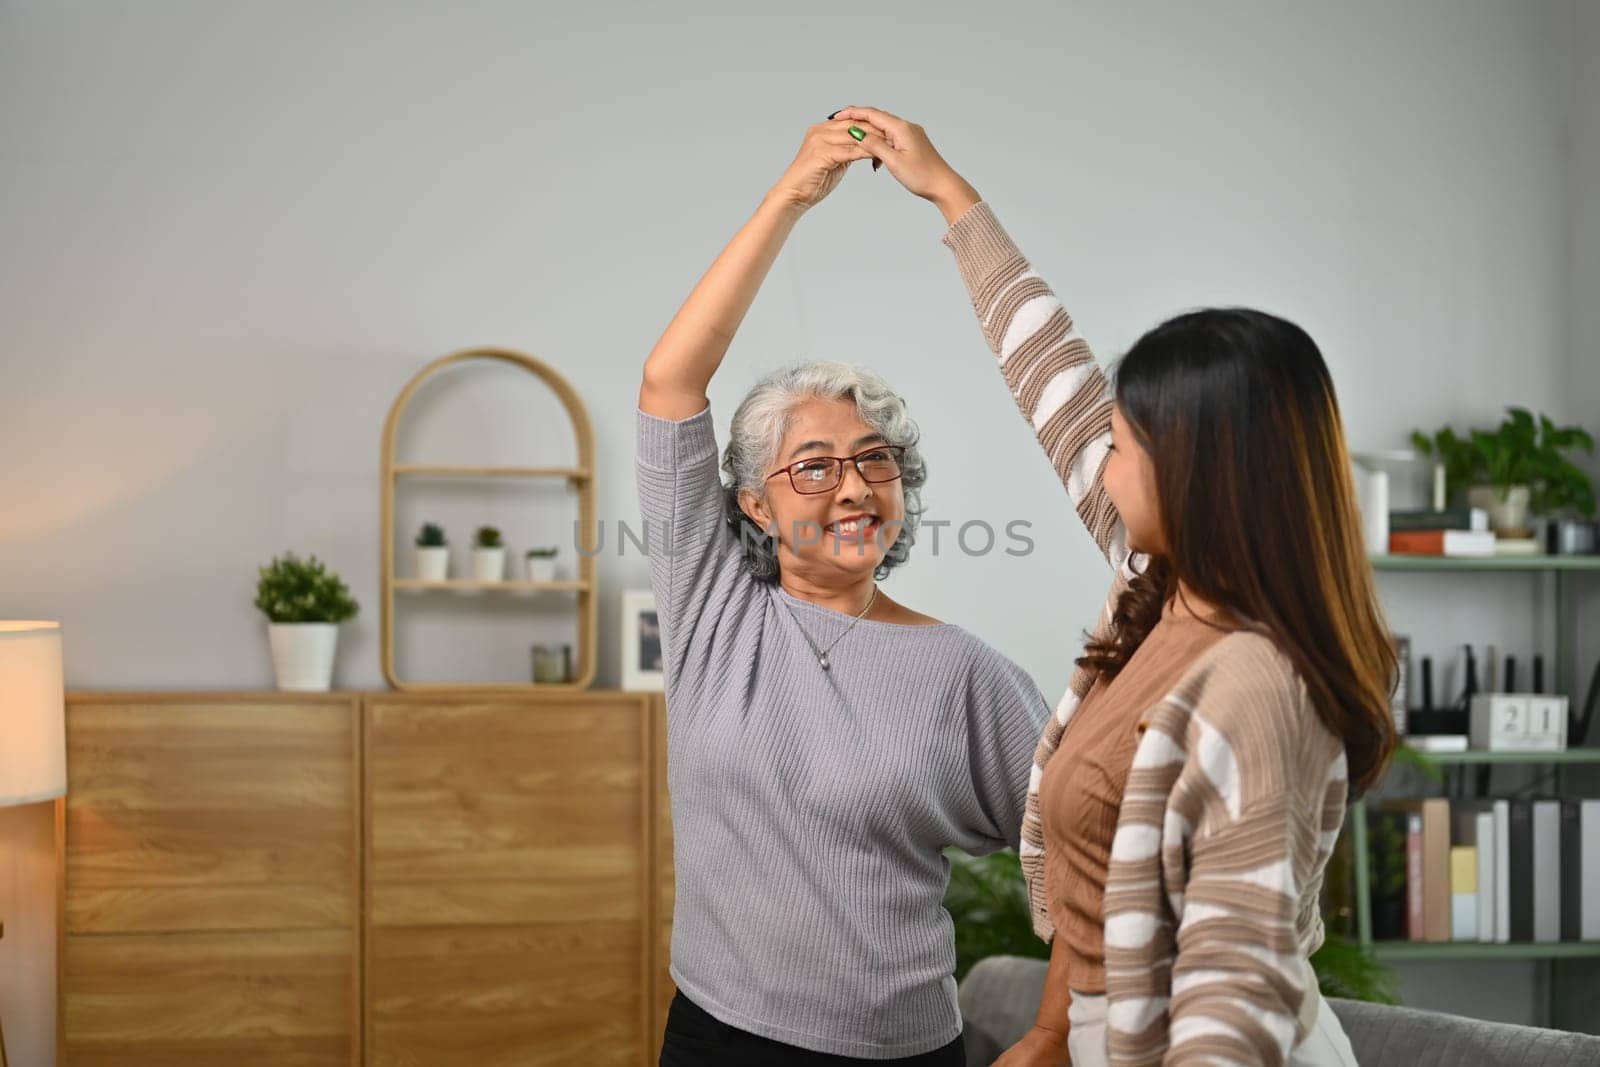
{"left": 531, "top": 642, "right": 573, "bottom": 683}
{"left": 1469, "top": 693, "right": 1569, "bottom": 752}
{"left": 254, "top": 553, "right": 358, "bottom": 691}
{"left": 1350, "top": 451, "right": 1415, "bottom": 557}
{"left": 524, "top": 546, "right": 559, "bottom": 582}
{"left": 472, "top": 526, "right": 505, "bottom": 582}
{"left": 621, "top": 590, "right": 664, "bottom": 692}
{"left": 0, "top": 620, "right": 66, "bottom": 1067}
{"left": 414, "top": 522, "right": 449, "bottom": 580}
{"left": 1412, "top": 408, "right": 1594, "bottom": 540}
{"left": 1550, "top": 517, "right": 1596, "bottom": 556}
{"left": 380, "top": 347, "right": 598, "bottom": 691}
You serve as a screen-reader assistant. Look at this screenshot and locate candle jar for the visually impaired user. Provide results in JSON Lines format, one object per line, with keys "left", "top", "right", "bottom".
{"left": 532, "top": 643, "right": 572, "bottom": 684}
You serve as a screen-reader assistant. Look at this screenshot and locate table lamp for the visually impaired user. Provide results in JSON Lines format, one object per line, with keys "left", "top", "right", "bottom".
{"left": 0, "top": 621, "right": 66, "bottom": 1067}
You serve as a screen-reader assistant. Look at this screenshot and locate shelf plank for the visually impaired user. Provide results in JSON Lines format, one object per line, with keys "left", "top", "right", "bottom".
{"left": 1370, "top": 554, "right": 1600, "bottom": 572}
{"left": 1400, "top": 747, "right": 1600, "bottom": 765}
{"left": 1371, "top": 941, "right": 1600, "bottom": 962}
{"left": 393, "top": 579, "right": 589, "bottom": 593}
{"left": 392, "top": 464, "right": 591, "bottom": 480}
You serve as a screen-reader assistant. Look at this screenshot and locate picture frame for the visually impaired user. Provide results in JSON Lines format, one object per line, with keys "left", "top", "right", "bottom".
{"left": 620, "top": 590, "right": 665, "bottom": 691}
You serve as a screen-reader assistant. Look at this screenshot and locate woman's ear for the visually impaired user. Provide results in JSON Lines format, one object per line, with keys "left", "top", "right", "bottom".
{"left": 737, "top": 487, "right": 772, "bottom": 532}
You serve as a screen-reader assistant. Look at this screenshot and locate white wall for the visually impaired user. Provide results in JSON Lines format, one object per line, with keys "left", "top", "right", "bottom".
{"left": 0, "top": 0, "right": 1592, "bottom": 1055}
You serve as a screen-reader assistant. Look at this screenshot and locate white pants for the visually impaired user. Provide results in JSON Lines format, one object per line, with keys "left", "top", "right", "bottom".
{"left": 1066, "top": 989, "right": 1360, "bottom": 1067}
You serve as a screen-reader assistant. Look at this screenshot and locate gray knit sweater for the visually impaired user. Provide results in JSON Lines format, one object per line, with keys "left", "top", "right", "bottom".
{"left": 636, "top": 404, "right": 1047, "bottom": 1058}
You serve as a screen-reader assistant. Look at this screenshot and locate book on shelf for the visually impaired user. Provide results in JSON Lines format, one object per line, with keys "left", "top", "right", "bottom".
{"left": 1387, "top": 529, "right": 1497, "bottom": 557}
{"left": 1508, "top": 800, "right": 1534, "bottom": 942}
{"left": 1450, "top": 845, "right": 1479, "bottom": 941}
{"left": 1561, "top": 800, "right": 1582, "bottom": 942}
{"left": 1583, "top": 800, "right": 1600, "bottom": 941}
{"left": 1388, "top": 507, "right": 1489, "bottom": 533}
{"left": 1425, "top": 799, "right": 1452, "bottom": 941}
{"left": 1533, "top": 800, "right": 1562, "bottom": 942}
{"left": 1493, "top": 800, "right": 1511, "bottom": 944}
{"left": 1454, "top": 805, "right": 1497, "bottom": 943}
{"left": 1371, "top": 795, "right": 1598, "bottom": 947}
{"left": 1390, "top": 635, "right": 1410, "bottom": 736}
{"left": 1406, "top": 812, "right": 1425, "bottom": 941}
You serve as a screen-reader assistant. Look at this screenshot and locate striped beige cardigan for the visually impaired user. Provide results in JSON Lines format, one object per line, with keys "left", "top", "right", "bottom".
{"left": 942, "top": 203, "right": 1349, "bottom": 1067}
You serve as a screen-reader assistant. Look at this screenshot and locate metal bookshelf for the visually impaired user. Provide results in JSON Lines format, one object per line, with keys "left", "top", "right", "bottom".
{"left": 1355, "top": 554, "right": 1600, "bottom": 1027}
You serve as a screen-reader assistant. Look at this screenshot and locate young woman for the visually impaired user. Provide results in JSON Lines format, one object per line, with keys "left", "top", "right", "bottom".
{"left": 834, "top": 105, "right": 1395, "bottom": 1067}
{"left": 638, "top": 119, "right": 1048, "bottom": 1065}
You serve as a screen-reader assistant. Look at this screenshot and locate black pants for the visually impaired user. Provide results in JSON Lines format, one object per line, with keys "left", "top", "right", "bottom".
{"left": 659, "top": 991, "right": 966, "bottom": 1067}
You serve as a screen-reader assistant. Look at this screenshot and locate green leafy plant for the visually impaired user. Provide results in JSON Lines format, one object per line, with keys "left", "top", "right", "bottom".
{"left": 254, "top": 553, "right": 358, "bottom": 623}
{"left": 1386, "top": 740, "right": 1445, "bottom": 787}
{"left": 942, "top": 849, "right": 1048, "bottom": 981}
{"left": 1530, "top": 413, "right": 1596, "bottom": 517}
{"left": 1310, "top": 933, "right": 1399, "bottom": 1005}
{"left": 1410, "top": 425, "right": 1479, "bottom": 506}
{"left": 525, "top": 546, "right": 558, "bottom": 559}
{"left": 416, "top": 522, "right": 447, "bottom": 548}
{"left": 474, "top": 525, "right": 503, "bottom": 549}
{"left": 1471, "top": 407, "right": 1542, "bottom": 493}
{"left": 1413, "top": 408, "right": 1594, "bottom": 515}
{"left": 942, "top": 847, "right": 1400, "bottom": 1002}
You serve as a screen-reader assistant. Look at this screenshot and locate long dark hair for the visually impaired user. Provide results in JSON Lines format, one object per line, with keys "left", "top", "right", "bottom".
{"left": 1078, "top": 308, "right": 1397, "bottom": 794}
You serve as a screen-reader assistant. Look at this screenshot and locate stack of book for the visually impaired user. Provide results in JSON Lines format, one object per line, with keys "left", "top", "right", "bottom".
{"left": 1387, "top": 508, "right": 1496, "bottom": 558}
{"left": 1367, "top": 798, "right": 1600, "bottom": 943}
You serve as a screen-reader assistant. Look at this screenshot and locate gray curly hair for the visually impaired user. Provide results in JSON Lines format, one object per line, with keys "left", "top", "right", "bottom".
{"left": 721, "top": 361, "right": 928, "bottom": 583}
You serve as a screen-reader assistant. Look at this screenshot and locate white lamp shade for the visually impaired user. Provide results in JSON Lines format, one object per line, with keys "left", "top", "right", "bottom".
{"left": 0, "top": 620, "right": 66, "bottom": 805}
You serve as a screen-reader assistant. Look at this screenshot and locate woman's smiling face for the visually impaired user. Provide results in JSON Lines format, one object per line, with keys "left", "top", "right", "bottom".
{"left": 739, "top": 396, "right": 906, "bottom": 583}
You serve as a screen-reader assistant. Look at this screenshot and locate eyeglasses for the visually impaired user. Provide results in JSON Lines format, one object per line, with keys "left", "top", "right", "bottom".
{"left": 766, "top": 445, "right": 907, "bottom": 495}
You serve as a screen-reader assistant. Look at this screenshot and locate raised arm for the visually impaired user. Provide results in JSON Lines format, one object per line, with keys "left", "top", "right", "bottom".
{"left": 834, "top": 106, "right": 1135, "bottom": 576}
{"left": 639, "top": 119, "right": 880, "bottom": 421}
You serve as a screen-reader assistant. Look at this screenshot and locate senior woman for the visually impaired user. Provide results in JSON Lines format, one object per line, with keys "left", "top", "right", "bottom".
{"left": 638, "top": 119, "right": 1048, "bottom": 1066}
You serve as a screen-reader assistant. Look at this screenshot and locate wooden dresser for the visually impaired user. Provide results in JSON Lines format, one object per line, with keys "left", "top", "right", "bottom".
{"left": 58, "top": 691, "right": 673, "bottom": 1067}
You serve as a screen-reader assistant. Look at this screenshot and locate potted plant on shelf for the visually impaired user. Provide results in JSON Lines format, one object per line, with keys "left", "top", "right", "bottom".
{"left": 1529, "top": 413, "right": 1596, "bottom": 554}
{"left": 254, "top": 553, "right": 358, "bottom": 691}
{"left": 1413, "top": 407, "right": 1592, "bottom": 539}
{"left": 415, "top": 522, "right": 449, "bottom": 581}
{"left": 525, "top": 546, "right": 559, "bottom": 582}
{"left": 472, "top": 525, "right": 506, "bottom": 581}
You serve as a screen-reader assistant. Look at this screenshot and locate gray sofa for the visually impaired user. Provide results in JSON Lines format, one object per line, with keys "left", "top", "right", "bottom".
{"left": 958, "top": 956, "right": 1600, "bottom": 1066}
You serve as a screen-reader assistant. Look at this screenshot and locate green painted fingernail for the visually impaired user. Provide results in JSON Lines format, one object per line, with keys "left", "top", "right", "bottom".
{"left": 848, "top": 125, "right": 866, "bottom": 142}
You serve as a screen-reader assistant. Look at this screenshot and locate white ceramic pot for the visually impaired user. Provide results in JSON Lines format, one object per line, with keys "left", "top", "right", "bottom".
{"left": 526, "top": 556, "right": 558, "bottom": 582}
{"left": 472, "top": 546, "right": 506, "bottom": 581}
{"left": 267, "top": 622, "right": 339, "bottom": 691}
{"left": 1467, "top": 484, "right": 1532, "bottom": 536}
{"left": 415, "top": 546, "right": 449, "bottom": 581}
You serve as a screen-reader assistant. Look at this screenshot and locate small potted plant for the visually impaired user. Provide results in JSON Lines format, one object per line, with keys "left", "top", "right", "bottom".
{"left": 1414, "top": 408, "right": 1539, "bottom": 535}
{"left": 415, "top": 522, "right": 449, "bottom": 581}
{"left": 472, "top": 525, "right": 506, "bottom": 581}
{"left": 1416, "top": 409, "right": 1595, "bottom": 545}
{"left": 525, "top": 546, "right": 559, "bottom": 582}
{"left": 254, "top": 553, "right": 358, "bottom": 691}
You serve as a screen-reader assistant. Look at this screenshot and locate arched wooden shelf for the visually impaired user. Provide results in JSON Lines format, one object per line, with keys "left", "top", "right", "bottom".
{"left": 380, "top": 347, "right": 598, "bottom": 691}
